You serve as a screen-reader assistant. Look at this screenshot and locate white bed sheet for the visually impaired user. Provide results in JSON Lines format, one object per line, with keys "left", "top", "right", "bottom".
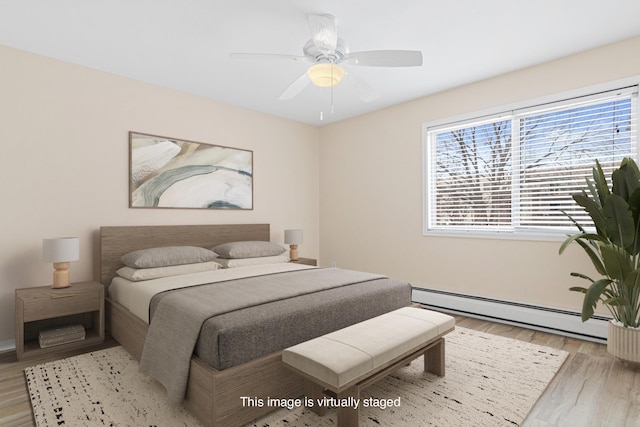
{"left": 108, "top": 263, "right": 315, "bottom": 323}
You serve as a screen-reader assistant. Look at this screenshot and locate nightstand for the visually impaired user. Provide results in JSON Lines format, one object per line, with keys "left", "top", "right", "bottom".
{"left": 15, "top": 281, "right": 105, "bottom": 360}
{"left": 290, "top": 257, "right": 317, "bottom": 266}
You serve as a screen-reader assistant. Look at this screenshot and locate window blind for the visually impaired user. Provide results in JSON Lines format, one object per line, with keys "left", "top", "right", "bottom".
{"left": 426, "top": 86, "right": 638, "bottom": 236}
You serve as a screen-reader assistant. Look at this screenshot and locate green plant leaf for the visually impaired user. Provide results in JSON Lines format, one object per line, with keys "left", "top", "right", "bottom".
{"left": 575, "top": 238, "right": 607, "bottom": 275}
{"left": 627, "top": 189, "right": 640, "bottom": 222}
{"left": 570, "top": 272, "right": 594, "bottom": 282}
{"left": 593, "top": 160, "right": 610, "bottom": 206}
{"left": 569, "top": 286, "right": 588, "bottom": 294}
{"left": 559, "top": 233, "right": 605, "bottom": 254}
{"left": 626, "top": 190, "right": 640, "bottom": 256}
{"left": 622, "top": 157, "right": 640, "bottom": 180}
{"left": 585, "top": 178, "right": 602, "bottom": 208}
{"left": 572, "top": 192, "right": 607, "bottom": 236}
{"left": 603, "top": 194, "right": 635, "bottom": 250}
{"left": 603, "top": 296, "right": 628, "bottom": 306}
{"left": 560, "top": 210, "right": 587, "bottom": 234}
{"left": 620, "top": 157, "right": 640, "bottom": 175}
{"left": 559, "top": 234, "right": 607, "bottom": 276}
{"left": 612, "top": 167, "right": 629, "bottom": 200}
{"left": 624, "top": 162, "right": 640, "bottom": 198}
{"left": 581, "top": 278, "right": 613, "bottom": 322}
{"left": 625, "top": 270, "right": 640, "bottom": 289}
{"left": 599, "top": 242, "right": 632, "bottom": 280}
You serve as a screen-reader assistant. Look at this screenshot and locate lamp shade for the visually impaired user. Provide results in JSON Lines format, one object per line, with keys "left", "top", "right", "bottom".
{"left": 284, "top": 229, "right": 303, "bottom": 245}
{"left": 43, "top": 237, "right": 80, "bottom": 263}
{"left": 307, "top": 63, "right": 345, "bottom": 88}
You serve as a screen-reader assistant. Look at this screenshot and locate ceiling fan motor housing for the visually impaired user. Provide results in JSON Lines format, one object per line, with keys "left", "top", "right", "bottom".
{"left": 303, "top": 38, "right": 349, "bottom": 64}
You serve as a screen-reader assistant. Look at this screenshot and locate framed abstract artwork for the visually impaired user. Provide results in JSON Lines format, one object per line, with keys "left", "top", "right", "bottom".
{"left": 129, "top": 132, "right": 253, "bottom": 209}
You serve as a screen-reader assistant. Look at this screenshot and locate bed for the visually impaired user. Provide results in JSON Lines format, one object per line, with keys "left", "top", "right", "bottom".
{"left": 100, "top": 224, "right": 412, "bottom": 427}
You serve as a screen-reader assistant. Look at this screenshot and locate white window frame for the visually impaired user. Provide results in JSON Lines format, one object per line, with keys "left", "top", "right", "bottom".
{"left": 422, "top": 77, "right": 640, "bottom": 241}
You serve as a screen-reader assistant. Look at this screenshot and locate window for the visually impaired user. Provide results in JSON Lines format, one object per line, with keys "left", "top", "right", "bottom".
{"left": 424, "top": 85, "right": 638, "bottom": 238}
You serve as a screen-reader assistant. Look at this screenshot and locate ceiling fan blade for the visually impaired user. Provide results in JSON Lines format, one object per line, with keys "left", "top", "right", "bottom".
{"left": 347, "top": 71, "right": 379, "bottom": 102}
{"left": 278, "top": 72, "right": 311, "bottom": 101}
{"left": 345, "top": 50, "right": 423, "bottom": 67}
{"left": 308, "top": 14, "right": 338, "bottom": 54}
{"left": 229, "top": 53, "right": 309, "bottom": 62}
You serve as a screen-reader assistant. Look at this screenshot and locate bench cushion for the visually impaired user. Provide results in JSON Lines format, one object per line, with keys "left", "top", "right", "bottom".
{"left": 282, "top": 307, "right": 455, "bottom": 389}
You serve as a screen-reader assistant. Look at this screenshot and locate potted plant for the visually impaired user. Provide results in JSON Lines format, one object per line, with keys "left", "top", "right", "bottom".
{"left": 560, "top": 157, "right": 640, "bottom": 364}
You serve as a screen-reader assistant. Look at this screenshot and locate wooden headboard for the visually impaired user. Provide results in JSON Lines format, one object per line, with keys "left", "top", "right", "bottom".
{"left": 99, "top": 224, "right": 270, "bottom": 286}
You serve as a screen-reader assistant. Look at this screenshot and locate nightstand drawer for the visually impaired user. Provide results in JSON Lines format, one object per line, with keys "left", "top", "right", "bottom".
{"left": 22, "top": 291, "right": 100, "bottom": 322}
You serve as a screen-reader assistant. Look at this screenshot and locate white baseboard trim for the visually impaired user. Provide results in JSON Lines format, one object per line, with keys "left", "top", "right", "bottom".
{"left": 412, "top": 287, "right": 609, "bottom": 344}
{"left": 0, "top": 339, "right": 16, "bottom": 353}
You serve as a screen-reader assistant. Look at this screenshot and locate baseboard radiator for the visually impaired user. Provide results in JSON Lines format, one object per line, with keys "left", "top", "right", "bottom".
{"left": 412, "top": 287, "right": 609, "bottom": 344}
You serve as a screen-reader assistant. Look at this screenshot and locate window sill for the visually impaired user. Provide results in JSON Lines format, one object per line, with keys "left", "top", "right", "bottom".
{"left": 423, "top": 228, "right": 570, "bottom": 242}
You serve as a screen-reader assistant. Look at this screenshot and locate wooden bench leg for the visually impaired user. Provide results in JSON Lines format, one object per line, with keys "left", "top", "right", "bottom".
{"left": 424, "top": 337, "right": 445, "bottom": 376}
{"left": 336, "top": 385, "right": 360, "bottom": 427}
{"left": 303, "top": 379, "right": 326, "bottom": 416}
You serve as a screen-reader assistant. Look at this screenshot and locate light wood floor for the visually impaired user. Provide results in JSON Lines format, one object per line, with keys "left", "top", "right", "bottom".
{"left": 1, "top": 316, "right": 638, "bottom": 427}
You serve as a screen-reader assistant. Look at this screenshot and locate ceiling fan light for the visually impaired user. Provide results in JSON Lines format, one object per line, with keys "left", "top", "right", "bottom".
{"left": 307, "top": 63, "right": 345, "bottom": 87}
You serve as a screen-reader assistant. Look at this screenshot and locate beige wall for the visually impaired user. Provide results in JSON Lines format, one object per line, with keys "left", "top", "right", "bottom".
{"left": 319, "top": 36, "right": 640, "bottom": 313}
{"left": 3, "top": 36, "right": 640, "bottom": 345}
{"left": 0, "top": 45, "right": 320, "bottom": 345}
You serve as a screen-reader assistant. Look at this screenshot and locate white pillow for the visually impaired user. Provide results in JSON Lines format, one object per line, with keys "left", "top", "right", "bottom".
{"left": 116, "top": 261, "right": 222, "bottom": 281}
{"left": 215, "top": 255, "right": 290, "bottom": 268}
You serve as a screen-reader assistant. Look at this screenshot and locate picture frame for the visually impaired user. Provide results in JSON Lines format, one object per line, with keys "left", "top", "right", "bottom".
{"left": 129, "top": 132, "right": 253, "bottom": 209}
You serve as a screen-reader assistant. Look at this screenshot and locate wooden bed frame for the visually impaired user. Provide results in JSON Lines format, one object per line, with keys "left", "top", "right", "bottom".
{"left": 100, "top": 224, "right": 305, "bottom": 427}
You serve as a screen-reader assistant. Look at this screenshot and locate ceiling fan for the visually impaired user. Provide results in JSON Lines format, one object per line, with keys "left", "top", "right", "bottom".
{"left": 229, "top": 14, "right": 423, "bottom": 103}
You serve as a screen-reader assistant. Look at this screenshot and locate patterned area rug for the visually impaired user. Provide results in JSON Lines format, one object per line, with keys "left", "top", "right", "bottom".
{"left": 25, "top": 327, "right": 568, "bottom": 427}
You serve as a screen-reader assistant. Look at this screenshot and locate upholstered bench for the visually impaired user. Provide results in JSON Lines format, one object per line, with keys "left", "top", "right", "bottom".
{"left": 282, "top": 306, "right": 455, "bottom": 427}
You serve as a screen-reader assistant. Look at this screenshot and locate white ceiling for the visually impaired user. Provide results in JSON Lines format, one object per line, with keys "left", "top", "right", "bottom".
{"left": 1, "top": 0, "right": 639, "bottom": 126}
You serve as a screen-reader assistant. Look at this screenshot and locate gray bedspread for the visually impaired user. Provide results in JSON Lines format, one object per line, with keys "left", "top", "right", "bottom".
{"left": 139, "top": 268, "right": 398, "bottom": 405}
{"left": 194, "top": 276, "right": 410, "bottom": 370}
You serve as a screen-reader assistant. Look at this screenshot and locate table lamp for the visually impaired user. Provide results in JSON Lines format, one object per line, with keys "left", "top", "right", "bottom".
{"left": 284, "top": 229, "right": 303, "bottom": 261}
{"left": 43, "top": 237, "right": 79, "bottom": 288}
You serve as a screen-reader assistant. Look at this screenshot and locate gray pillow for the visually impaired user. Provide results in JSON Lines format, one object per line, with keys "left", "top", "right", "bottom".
{"left": 211, "top": 241, "right": 286, "bottom": 259}
{"left": 121, "top": 246, "right": 218, "bottom": 268}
